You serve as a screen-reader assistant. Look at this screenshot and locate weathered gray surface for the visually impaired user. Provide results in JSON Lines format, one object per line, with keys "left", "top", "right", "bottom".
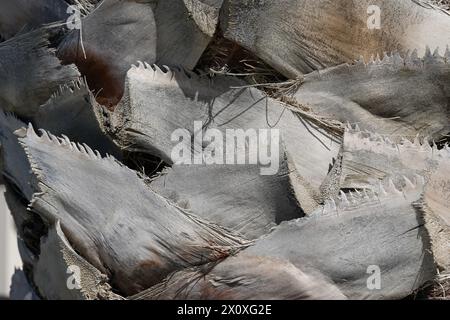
{"left": 294, "top": 50, "right": 450, "bottom": 141}
{"left": 33, "top": 78, "right": 121, "bottom": 158}
{"left": 150, "top": 160, "right": 303, "bottom": 240}
{"left": 0, "top": 0, "right": 69, "bottom": 40}
{"left": 99, "top": 64, "right": 340, "bottom": 213}
{"left": 33, "top": 222, "right": 123, "bottom": 300}
{"left": 18, "top": 126, "right": 248, "bottom": 295}
{"left": 132, "top": 255, "right": 347, "bottom": 300}
{"left": 221, "top": 0, "right": 450, "bottom": 78}
{"left": 242, "top": 177, "right": 436, "bottom": 299}
{"left": 0, "top": 29, "right": 80, "bottom": 117}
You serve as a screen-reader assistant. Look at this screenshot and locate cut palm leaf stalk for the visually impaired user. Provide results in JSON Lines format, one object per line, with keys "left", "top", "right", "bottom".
{"left": 33, "top": 221, "right": 124, "bottom": 300}
{"left": 338, "top": 125, "right": 450, "bottom": 191}
{"left": 242, "top": 176, "right": 436, "bottom": 299}
{"left": 16, "top": 125, "right": 249, "bottom": 296}
{"left": 131, "top": 255, "right": 347, "bottom": 300}
{"left": 33, "top": 78, "right": 121, "bottom": 159}
{"left": 220, "top": 0, "right": 450, "bottom": 78}
{"left": 97, "top": 63, "right": 341, "bottom": 215}
{"left": 0, "top": 0, "right": 69, "bottom": 40}
{"left": 420, "top": 158, "right": 450, "bottom": 271}
{"left": 134, "top": 176, "right": 436, "bottom": 300}
{"left": 293, "top": 49, "right": 450, "bottom": 142}
{"left": 0, "top": 28, "right": 80, "bottom": 117}
{"left": 58, "top": 0, "right": 157, "bottom": 108}
{"left": 58, "top": 0, "right": 217, "bottom": 107}
{"left": 326, "top": 126, "right": 450, "bottom": 279}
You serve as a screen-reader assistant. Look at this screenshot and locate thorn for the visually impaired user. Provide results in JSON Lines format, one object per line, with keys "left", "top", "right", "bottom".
{"left": 82, "top": 143, "right": 95, "bottom": 156}
{"left": 348, "top": 191, "right": 357, "bottom": 203}
{"left": 345, "top": 122, "right": 352, "bottom": 131}
{"left": 401, "top": 137, "right": 413, "bottom": 147}
{"left": 413, "top": 135, "right": 421, "bottom": 147}
{"left": 411, "top": 49, "right": 419, "bottom": 61}
{"left": 363, "top": 189, "right": 370, "bottom": 199}
{"left": 375, "top": 53, "right": 381, "bottom": 63}
{"left": 393, "top": 52, "right": 404, "bottom": 65}
{"left": 38, "top": 129, "right": 51, "bottom": 142}
{"left": 384, "top": 137, "right": 394, "bottom": 145}
{"left": 433, "top": 47, "right": 441, "bottom": 58}
{"left": 357, "top": 55, "right": 365, "bottom": 65}
{"left": 153, "top": 64, "right": 164, "bottom": 74}
{"left": 387, "top": 178, "right": 402, "bottom": 195}
{"left": 339, "top": 191, "right": 350, "bottom": 205}
{"left": 61, "top": 134, "right": 71, "bottom": 145}
{"left": 378, "top": 182, "right": 388, "bottom": 196}
{"left": 382, "top": 52, "right": 392, "bottom": 64}
{"left": 26, "top": 123, "right": 35, "bottom": 136}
